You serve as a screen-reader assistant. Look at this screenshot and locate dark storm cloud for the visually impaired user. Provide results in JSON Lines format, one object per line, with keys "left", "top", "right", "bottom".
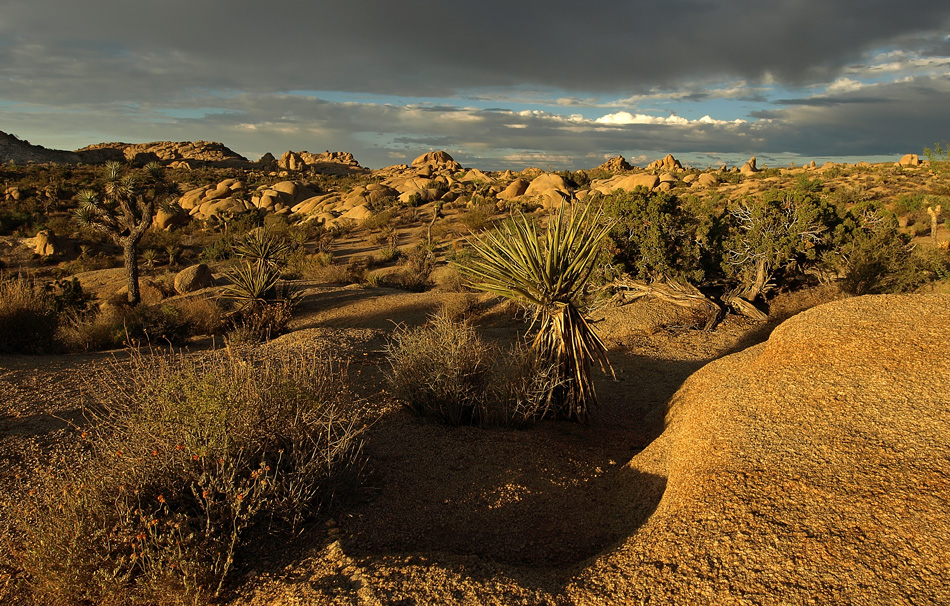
{"left": 772, "top": 96, "right": 887, "bottom": 106}
{"left": 3, "top": 0, "right": 950, "bottom": 103}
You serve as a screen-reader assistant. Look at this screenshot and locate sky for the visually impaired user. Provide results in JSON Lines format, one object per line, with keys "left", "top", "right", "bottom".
{"left": 2, "top": 0, "right": 950, "bottom": 171}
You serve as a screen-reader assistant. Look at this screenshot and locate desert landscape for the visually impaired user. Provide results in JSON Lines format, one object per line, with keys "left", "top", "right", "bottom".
{"left": 0, "top": 130, "right": 948, "bottom": 605}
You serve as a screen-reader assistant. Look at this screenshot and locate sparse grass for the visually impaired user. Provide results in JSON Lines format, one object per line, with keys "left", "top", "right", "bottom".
{"left": 13, "top": 348, "right": 366, "bottom": 605}
{"left": 0, "top": 274, "right": 59, "bottom": 353}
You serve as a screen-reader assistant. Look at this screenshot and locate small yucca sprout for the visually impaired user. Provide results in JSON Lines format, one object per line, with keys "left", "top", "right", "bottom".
{"left": 459, "top": 202, "right": 615, "bottom": 422}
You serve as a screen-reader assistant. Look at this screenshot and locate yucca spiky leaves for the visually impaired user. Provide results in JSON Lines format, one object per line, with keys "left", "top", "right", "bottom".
{"left": 459, "top": 203, "right": 614, "bottom": 422}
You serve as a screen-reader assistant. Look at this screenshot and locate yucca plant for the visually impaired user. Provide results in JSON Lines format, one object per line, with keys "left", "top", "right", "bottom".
{"left": 232, "top": 228, "right": 294, "bottom": 269}
{"left": 459, "top": 203, "right": 615, "bottom": 422}
{"left": 223, "top": 230, "right": 302, "bottom": 341}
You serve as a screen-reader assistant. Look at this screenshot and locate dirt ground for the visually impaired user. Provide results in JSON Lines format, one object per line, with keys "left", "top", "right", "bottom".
{"left": 0, "top": 276, "right": 850, "bottom": 605}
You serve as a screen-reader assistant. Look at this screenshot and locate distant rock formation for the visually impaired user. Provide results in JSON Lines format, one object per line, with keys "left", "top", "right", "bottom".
{"left": 0, "top": 130, "right": 82, "bottom": 164}
{"left": 75, "top": 140, "right": 248, "bottom": 167}
{"left": 646, "top": 153, "right": 683, "bottom": 171}
{"left": 898, "top": 153, "right": 921, "bottom": 167}
{"left": 740, "top": 156, "right": 760, "bottom": 174}
{"left": 411, "top": 151, "right": 462, "bottom": 172}
{"left": 595, "top": 155, "right": 633, "bottom": 173}
{"left": 276, "top": 150, "right": 364, "bottom": 175}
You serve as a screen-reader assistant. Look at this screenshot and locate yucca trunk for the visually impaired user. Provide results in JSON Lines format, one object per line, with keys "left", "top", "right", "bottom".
{"left": 534, "top": 302, "right": 610, "bottom": 422}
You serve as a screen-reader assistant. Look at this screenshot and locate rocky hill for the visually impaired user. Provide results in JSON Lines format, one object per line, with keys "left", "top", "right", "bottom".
{"left": 75, "top": 140, "right": 248, "bottom": 167}
{"left": 0, "top": 130, "right": 82, "bottom": 164}
{"left": 1, "top": 130, "right": 250, "bottom": 167}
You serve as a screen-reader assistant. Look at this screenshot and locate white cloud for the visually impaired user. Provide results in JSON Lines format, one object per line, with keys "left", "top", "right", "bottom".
{"left": 825, "top": 78, "right": 866, "bottom": 94}
{"left": 595, "top": 112, "right": 744, "bottom": 126}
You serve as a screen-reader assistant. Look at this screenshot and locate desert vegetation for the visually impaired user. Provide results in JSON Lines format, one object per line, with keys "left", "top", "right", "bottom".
{"left": 1, "top": 142, "right": 949, "bottom": 604}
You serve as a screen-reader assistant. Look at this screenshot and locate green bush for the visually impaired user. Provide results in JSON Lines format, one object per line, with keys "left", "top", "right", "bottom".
{"left": 15, "top": 349, "right": 366, "bottom": 605}
{"left": 602, "top": 188, "right": 707, "bottom": 284}
{"left": 830, "top": 204, "right": 925, "bottom": 295}
{"left": 0, "top": 275, "right": 59, "bottom": 353}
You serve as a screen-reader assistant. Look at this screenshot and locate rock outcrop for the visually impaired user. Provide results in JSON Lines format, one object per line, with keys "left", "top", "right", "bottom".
{"left": 595, "top": 156, "right": 633, "bottom": 173}
{"left": 739, "top": 156, "right": 759, "bottom": 174}
{"left": 899, "top": 153, "right": 921, "bottom": 167}
{"left": 411, "top": 151, "right": 462, "bottom": 172}
{"left": 75, "top": 140, "right": 248, "bottom": 166}
{"left": 570, "top": 294, "right": 950, "bottom": 604}
{"left": 277, "top": 150, "right": 364, "bottom": 175}
{"left": 590, "top": 173, "right": 660, "bottom": 195}
{"left": 646, "top": 153, "right": 682, "bottom": 171}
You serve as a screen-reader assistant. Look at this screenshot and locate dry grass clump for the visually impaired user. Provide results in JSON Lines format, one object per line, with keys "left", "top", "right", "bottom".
{"left": 13, "top": 348, "right": 366, "bottom": 605}
{"left": 0, "top": 274, "right": 58, "bottom": 353}
{"left": 60, "top": 296, "right": 227, "bottom": 351}
{"left": 386, "top": 313, "right": 558, "bottom": 428}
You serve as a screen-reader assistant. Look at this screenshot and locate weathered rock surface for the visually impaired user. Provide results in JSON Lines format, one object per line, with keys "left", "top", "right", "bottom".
{"left": 899, "top": 153, "right": 921, "bottom": 167}
{"left": 596, "top": 155, "right": 633, "bottom": 172}
{"left": 570, "top": 294, "right": 950, "bottom": 604}
{"left": 646, "top": 153, "right": 683, "bottom": 171}
{"left": 590, "top": 173, "right": 660, "bottom": 194}
{"left": 411, "top": 150, "right": 462, "bottom": 172}
{"left": 739, "top": 155, "right": 759, "bottom": 174}
{"left": 174, "top": 264, "right": 214, "bottom": 294}
{"left": 32, "top": 229, "right": 58, "bottom": 256}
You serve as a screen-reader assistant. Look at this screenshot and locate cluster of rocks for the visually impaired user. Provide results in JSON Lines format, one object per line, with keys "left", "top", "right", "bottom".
{"left": 596, "top": 156, "right": 634, "bottom": 172}
{"left": 272, "top": 150, "right": 365, "bottom": 175}
{"left": 646, "top": 153, "right": 683, "bottom": 171}
{"left": 171, "top": 178, "right": 323, "bottom": 223}
{"left": 3, "top": 186, "right": 22, "bottom": 202}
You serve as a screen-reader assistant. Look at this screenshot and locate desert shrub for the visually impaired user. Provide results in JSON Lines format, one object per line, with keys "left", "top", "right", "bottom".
{"left": 200, "top": 238, "right": 233, "bottom": 263}
{"left": 830, "top": 204, "right": 924, "bottom": 295}
{"left": 60, "top": 297, "right": 226, "bottom": 352}
{"left": 602, "top": 188, "right": 707, "bottom": 284}
{"left": 794, "top": 174, "right": 824, "bottom": 193}
{"left": 0, "top": 275, "right": 58, "bottom": 353}
{"left": 458, "top": 199, "right": 495, "bottom": 232}
{"left": 64, "top": 250, "right": 117, "bottom": 274}
{"left": 223, "top": 261, "right": 301, "bottom": 342}
{"left": 893, "top": 193, "right": 927, "bottom": 216}
{"left": 722, "top": 189, "right": 838, "bottom": 302}
{"left": 924, "top": 141, "right": 950, "bottom": 178}
{"left": 823, "top": 165, "right": 844, "bottom": 179}
{"left": 361, "top": 209, "right": 394, "bottom": 231}
{"left": 386, "top": 314, "right": 558, "bottom": 428}
{"left": 391, "top": 245, "right": 434, "bottom": 291}
{"left": 377, "top": 245, "right": 401, "bottom": 263}
{"left": 15, "top": 349, "right": 366, "bottom": 605}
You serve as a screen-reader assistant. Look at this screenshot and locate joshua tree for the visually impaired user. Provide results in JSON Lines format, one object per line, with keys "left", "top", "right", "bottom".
{"left": 75, "top": 161, "right": 178, "bottom": 305}
{"left": 460, "top": 203, "right": 614, "bottom": 422}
